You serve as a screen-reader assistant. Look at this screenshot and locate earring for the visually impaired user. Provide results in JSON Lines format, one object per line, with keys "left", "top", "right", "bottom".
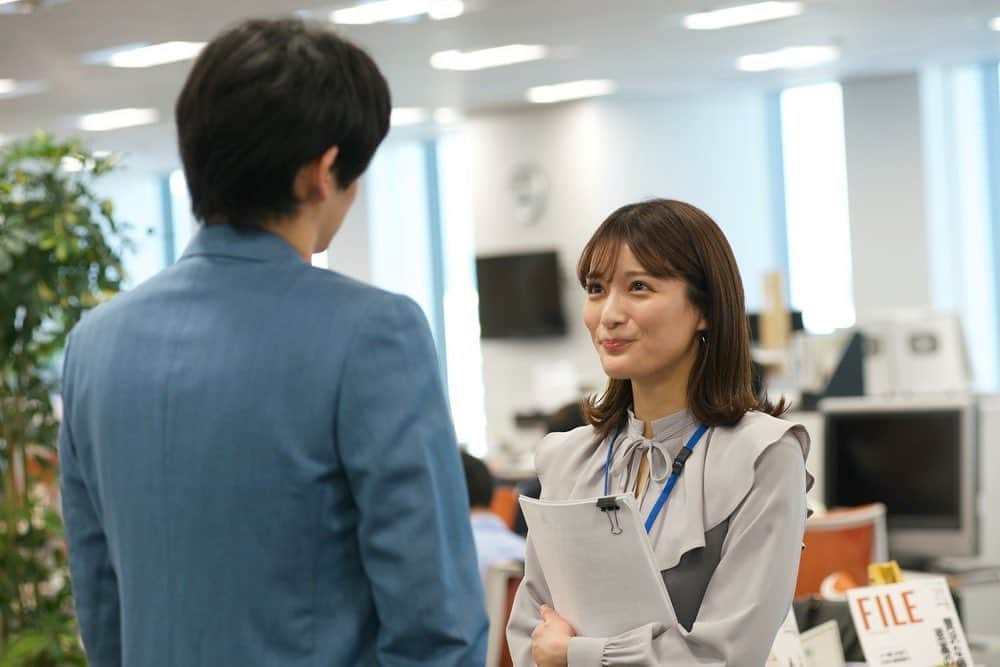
{"left": 699, "top": 333, "right": 708, "bottom": 344}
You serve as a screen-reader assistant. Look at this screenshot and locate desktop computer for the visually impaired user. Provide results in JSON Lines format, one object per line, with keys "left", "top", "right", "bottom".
{"left": 822, "top": 396, "right": 977, "bottom": 561}
{"left": 818, "top": 395, "right": 1000, "bottom": 638}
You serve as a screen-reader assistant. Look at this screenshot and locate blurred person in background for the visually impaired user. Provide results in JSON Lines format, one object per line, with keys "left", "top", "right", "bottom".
{"left": 463, "top": 451, "right": 527, "bottom": 582}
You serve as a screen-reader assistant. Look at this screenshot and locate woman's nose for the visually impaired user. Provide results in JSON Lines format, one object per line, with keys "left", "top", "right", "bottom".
{"left": 600, "top": 292, "right": 626, "bottom": 328}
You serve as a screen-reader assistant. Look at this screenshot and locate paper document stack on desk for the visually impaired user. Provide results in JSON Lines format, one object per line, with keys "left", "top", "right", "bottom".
{"left": 519, "top": 494, "right": 675, "bottom": 637}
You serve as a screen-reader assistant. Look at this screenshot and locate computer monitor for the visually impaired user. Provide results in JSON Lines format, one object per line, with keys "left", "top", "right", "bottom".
{"left": 822, "top": 396, "right": 977, "bottom": 560}
{"left": 476, "top": 251, "right": 567, "bottom": 339}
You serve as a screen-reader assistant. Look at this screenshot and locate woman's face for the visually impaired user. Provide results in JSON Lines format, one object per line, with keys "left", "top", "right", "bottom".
{"left": 582, "top": 244, "right": 705, "bottom": 384}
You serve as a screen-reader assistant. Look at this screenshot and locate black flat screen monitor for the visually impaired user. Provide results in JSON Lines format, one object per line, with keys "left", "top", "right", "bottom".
{"left": 823, "top": 401, "right": 976, "bottom": 558}
{"left": 476, "top": 251, "right": 566, "bottom": 339}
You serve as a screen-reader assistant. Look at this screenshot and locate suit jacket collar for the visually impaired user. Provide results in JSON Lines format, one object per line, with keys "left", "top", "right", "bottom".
{"left": 181, "top": 223, "right": 305, "bottom": 265}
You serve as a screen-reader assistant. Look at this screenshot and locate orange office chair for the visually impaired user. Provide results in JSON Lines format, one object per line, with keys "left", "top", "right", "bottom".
{"left": 795, "top": 502, "right": 888, "bottom": 598}
{"left": 489, "top": 485, "right": 520, "bottom": 531}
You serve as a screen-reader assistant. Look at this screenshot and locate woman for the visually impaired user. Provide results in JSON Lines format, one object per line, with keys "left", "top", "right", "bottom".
{"left": 506, "top": 199, "right": 812, "bottom": 666}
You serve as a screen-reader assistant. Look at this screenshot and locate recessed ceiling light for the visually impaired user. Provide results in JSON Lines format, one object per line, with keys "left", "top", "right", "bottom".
{"left": 433, "top": 107, "right": 461, "bottom": 124}
{"left": 428, "top": 0, "right": 463, "bottom": 19}
{"left": 78, "top": 108, "right": 160, "bottom": 132}
{"left": 430, "top": 44, "right": 547, "bottom": 71}
{"left": 331, "top": 0, "right": 463, "bottom": 25}
{"left": 684, "top": 1, "right": 803, "bottom": 30}
{"left": 526, "top": 79, "right": 617, "bottom": 104}
{"left": 0, "top": 78, "right": 47, "bottom": 99}
{"left": 737, "top": 45, "right": 839, "bottom": 72}
{"left": 390, "top": 107, "right": 428, "bottom": 126}
{"left": 96, "top": 42, "right": 206, "bottom": 68}
{"left": 990, "top": 16, "right": 1000, "bottom": 31}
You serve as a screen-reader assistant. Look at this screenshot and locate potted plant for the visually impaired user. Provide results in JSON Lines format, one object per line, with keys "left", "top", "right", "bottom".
{"left": 0, "top": 131, "right": 129, "bottom": 665}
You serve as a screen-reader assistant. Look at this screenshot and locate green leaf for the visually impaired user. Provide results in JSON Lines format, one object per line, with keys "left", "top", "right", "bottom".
{"left": 0, "top": 630, "right": 50, "bottom": 666}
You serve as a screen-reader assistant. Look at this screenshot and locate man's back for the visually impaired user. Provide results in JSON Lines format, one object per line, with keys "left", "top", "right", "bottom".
{"left": 59, "top": 225, "right": 487, "bottom": 665}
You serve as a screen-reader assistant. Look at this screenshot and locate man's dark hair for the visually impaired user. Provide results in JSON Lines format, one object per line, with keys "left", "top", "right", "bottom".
{"left": 461, "top": 451, "right": 494, "bottom": 510}
{"left": 175, "top": 18, "right": 391, "bottom": 228}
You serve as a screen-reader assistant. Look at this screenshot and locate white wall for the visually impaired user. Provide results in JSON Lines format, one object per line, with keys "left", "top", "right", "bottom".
{"left": 842, "top": 74, "right": 935, "bottom": 319}
{"left": 458, "top": 92, "right": 785, "bottom": 450}
{"left": 839, "top": 70, "right": 998, "bottom": 391}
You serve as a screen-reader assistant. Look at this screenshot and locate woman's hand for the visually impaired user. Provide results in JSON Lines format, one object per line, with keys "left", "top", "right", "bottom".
{"left": 530, "top": 605, "right": 577, "bottom": 667}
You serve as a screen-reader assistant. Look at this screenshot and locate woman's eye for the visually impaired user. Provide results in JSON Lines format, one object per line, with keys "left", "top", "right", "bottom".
{"left": 585, "top": 282, "right": 604, "bottom": 295}
{"left": 630, "top": 281, "right": 649, "bottom": 291}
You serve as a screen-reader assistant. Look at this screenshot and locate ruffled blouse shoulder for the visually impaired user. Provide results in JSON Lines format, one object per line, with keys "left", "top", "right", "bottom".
{"left": 703, "top": 411, "right": 813, "bottom": 527}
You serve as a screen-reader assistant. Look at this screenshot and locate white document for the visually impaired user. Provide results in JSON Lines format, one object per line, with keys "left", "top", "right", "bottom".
{"left": 518, "top": 494, "right": 675, "bottom": 637}
{"left": 846, "top": 577, "right": 972, "bottom": 666}
{"left": 767, "top": 608, "right": 807, "bottom": 666}
{"left": 800, "top": 620, "right": 846, "bottom": 667}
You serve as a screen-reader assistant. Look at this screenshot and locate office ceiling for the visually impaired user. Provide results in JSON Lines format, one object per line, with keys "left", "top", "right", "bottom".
{"left": 0, "top": 0, "right": 998, "bottom": 171}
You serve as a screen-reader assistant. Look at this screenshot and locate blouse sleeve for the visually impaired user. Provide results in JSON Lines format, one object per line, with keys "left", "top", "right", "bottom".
{"left": 564, "top": 433, "right": 808, "bottom": 666}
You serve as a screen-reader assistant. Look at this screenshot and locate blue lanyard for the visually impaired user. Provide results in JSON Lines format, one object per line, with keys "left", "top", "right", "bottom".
{"left": 603, "top": 423, "right": 709, "bottom": 534}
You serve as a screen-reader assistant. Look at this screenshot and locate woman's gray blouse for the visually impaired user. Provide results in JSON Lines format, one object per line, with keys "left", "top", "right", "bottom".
{"left": 506, "top": 409, "right": 812, "bottom": 666}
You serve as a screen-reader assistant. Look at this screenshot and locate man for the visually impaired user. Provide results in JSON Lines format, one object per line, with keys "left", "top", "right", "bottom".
{"left": 59, "top": 18, "right": 487, "bottom": 666}
{"left": 461, "top": 451, "right": 527, "bottom": 582}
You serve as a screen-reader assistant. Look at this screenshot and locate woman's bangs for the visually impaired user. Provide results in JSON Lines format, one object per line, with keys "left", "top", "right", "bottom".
{"left": 579, "top": 234, "right": 622, "bottom": 285}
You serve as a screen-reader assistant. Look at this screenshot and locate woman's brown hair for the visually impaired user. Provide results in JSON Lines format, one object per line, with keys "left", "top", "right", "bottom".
{"left": 578, "top": 198, "right": 787, "bottom": 439}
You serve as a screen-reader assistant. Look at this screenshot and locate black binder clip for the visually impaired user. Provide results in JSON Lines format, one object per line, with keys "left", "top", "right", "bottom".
{"left": 597, "top": 496, "right": 623, "bottom": 535}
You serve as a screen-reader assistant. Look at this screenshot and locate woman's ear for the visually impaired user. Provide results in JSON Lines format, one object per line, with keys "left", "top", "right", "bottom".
{"left": 697, "top": 313, "right": 708, "bottom": 335}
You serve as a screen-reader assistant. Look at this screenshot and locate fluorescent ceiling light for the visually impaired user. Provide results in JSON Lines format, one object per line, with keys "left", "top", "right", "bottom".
{"left": 737, "top": 45, "right": 839, "bottom": 72}
{"left": 0, "top": 78, "right": 46, "bottom": 99}
{"left": 431, "top": 44, "right": 547, "bottom": 71}
{"left": 93, "top": 150, "right": 113, "bottom": 158}
{"left": 526, "top": 79, "right": 617, "bottom": 104}
{"left": 0, "top": 0, "right": 21, "bottom": 5}
{"left": 331, "top": 0, "right": 463, "bottom": 25}
{"left": 390, "top": 107, "right": 428, "bottom": 126}
{"left": 433, "top": 107, "right": 461, "bottom": 124}
{"left": 990, "top": 16, "right": 1000, "bottom": 31}
{"left": 428, "top": 0, "right": 463, "bottom": 19}
{"left": 78, "top": 108, "right": 159, "bottom": 132}
{"left": 102, "top": 41, "right": 205, "bottom": 68}
{"left": 684, "top": 1, "right": 803, "bottom": 30}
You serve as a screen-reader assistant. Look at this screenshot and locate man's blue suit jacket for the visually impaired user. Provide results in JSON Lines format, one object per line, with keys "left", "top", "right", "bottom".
{"left": 59, "top": 224, "right": 488, "bottom": 666}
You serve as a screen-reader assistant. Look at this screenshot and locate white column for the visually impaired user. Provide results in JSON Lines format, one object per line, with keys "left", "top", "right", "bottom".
{"left": 842, "top": 74, "right": 934, "bottom": 320}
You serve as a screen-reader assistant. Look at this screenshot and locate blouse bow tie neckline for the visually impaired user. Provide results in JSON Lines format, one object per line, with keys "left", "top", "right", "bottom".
{"left": 609, "top": 409, "right": 697, "bottom": 486}
{"left": 610, "top": 437, "right": 674, "bottom": 483}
